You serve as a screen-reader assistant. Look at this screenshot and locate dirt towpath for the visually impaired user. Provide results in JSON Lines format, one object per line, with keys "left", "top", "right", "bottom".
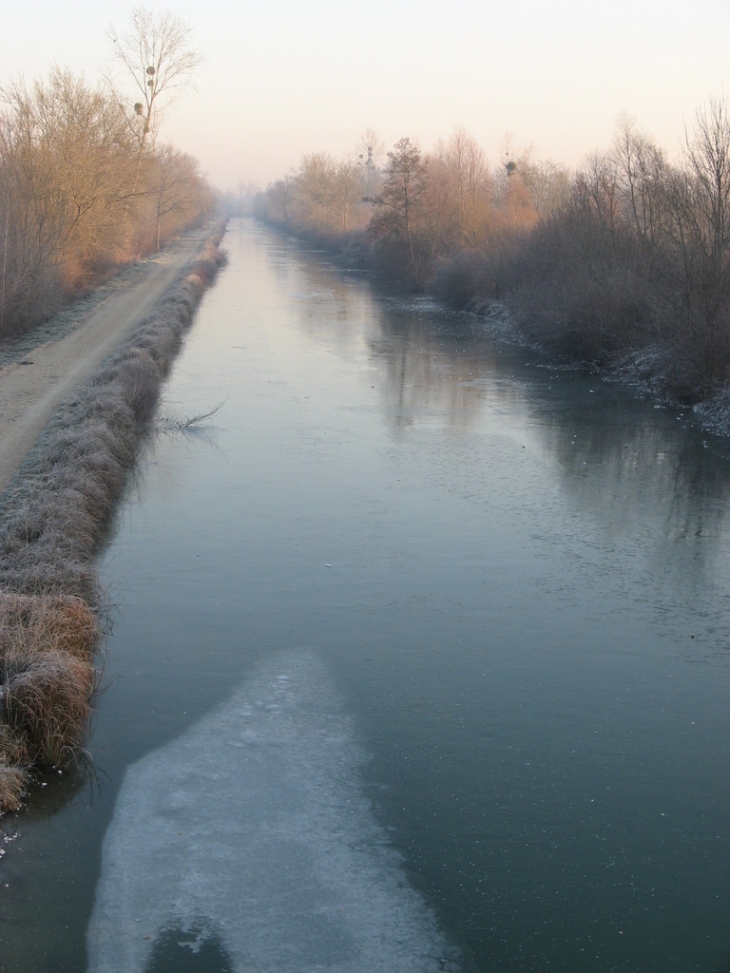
{"left": 0, "top": 229, "right": 210, "bottom": 495}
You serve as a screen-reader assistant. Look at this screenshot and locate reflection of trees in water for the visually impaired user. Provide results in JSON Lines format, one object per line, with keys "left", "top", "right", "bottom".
{"left": 531, "top": 389, "right": 730, "bottom": 581}
{"left": 274, "top": 233, "right": 730, "bottom": 586}
{"left": 364, "top": 285, "right": 730, "bottom": 578}
{"left": 368, "top": 305, "right": 524, "bottom": 432}
{"left": 280, "top": 247, "right": 378, "bottom": 360}
{"left": 366, "top": 290, "right": 730, "bottom": 598}
{"left": 272, "top": 226, "right": 525, "bottom": 434}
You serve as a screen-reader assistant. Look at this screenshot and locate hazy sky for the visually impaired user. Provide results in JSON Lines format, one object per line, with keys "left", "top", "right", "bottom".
{"left": 2, "top": 0, "right": 729, "bottom": 191}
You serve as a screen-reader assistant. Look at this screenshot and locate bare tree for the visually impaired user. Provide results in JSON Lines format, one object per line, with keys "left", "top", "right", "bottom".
{"left": 30, "top": 69, "right": 138, "bottom": 276}
{"left": 684, "top": 97, "right": 730, "bottom": 278}
{"left": 0, "top": 67, "right": 141, "bottom": 325}
{"left": 149, "top": 145, "right": 211, "bottom": 250}
{"left": 662, "top": 96, "right": 730, "bottom": 372}
{"left": 423, "top": 140, "right": 459, "bottom": 251}
{"left": 332, "top": 159, "right": 363, "bottom": 232}
{"left": 370, "top": 137, "right": 429, "bottom": 282}
{"left": 0, "top": 114, "right": 63, "bottom": 332}
{"left": 444, "top": 128, "right": 493, "bottom": 244}
{"left": 577, "top": 152, "right": 622, "bottom": 233}
{"left": 108, "top": 8, "right": 202, "bottom": 184}
{"left": 294, "top": 153, "right": 337, "bottom": 229}
{"left": 521, "top": 159, "right": 572, "bottom": 220}
{"left": 259, "top": 177, "right": 295, "bottom": 226}
{"left": 612, "top": 115, "right": 668, "bottom": 250}
{"left": 358, "top": 128, "right": 385, "bottom": 199}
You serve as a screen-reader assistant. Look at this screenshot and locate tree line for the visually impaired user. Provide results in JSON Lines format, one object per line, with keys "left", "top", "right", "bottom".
{"left": 0, "top": 10, "right": 214, "bottom": 338}
{"left": 256, "top": 129, "right": 569, "bottom": 281}
{"left": 256, "top": 102, "right": 730, "bottom": 403}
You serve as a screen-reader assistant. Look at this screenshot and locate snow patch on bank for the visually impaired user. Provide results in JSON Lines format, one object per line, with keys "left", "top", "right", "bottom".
{"left": 87, "top": 651, "right": 459, "bottom": 972}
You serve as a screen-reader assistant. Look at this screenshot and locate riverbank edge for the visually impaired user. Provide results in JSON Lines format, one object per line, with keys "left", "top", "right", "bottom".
{"left": 466, "top": 293, "right": 730, "bottom": 438}
{"left": 263, "top": 220, "right": 730, "bottom": 439}
{"left": 0, "top": 220, "right": 228, "bottom": 813}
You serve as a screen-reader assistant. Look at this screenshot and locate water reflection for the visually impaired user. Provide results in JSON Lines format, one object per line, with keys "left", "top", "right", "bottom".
{"left": 6, "top": 218, "right": 725, "bottom": 973}
{"left": 368, "top": 307, "right": 520, "bottom": 433}
{"left": 103, "top": 222, "right": 729, "bottom": 972}
{"left": 272, "top": 229, "right": 730, "bottom": 614}
{"left": 536, "top": 397, "right": 730, "bottom": 587}
{"left": 287, "top": 260, "right": 530, "bottom": 435}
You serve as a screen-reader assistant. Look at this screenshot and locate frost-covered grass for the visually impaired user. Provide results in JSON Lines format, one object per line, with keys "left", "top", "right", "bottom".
{"left": 0, "top": 592, "right": 98, "bottom": 765}
{"left": 0, "top": 223, "right": 227, "bottom": 812}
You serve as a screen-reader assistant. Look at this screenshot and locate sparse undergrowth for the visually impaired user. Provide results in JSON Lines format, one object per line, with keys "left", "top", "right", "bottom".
{"left": 0, "top": 222, "right": 228, "bottom": 812}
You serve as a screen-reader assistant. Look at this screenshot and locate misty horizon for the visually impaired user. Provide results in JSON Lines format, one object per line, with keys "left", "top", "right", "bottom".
{"left": 1, "top": 0, "right": 727, "bottom": 191}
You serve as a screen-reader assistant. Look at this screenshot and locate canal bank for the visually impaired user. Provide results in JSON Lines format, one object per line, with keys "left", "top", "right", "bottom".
{"left": 1, "top": 217, "right": 728, "bottom": 972}
{"left": 0, "top": 222, "right": 227, "bottom": 811}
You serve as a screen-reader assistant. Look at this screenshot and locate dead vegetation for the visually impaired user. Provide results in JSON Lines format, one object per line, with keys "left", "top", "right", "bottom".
{"left": 159, "top": 400, "right": 225, "bottom": 432}
{"left": 0, "top": 222, "right": 227, "bottom": 812}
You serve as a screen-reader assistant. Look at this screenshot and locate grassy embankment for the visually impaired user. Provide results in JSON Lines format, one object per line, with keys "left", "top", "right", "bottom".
{"left": 0, "top": 223, "right": 228, "bottom": 813}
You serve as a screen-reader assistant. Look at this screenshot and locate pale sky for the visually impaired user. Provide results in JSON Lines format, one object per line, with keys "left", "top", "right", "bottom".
{"left": 2, "top": 0, "right": 729, "bottom": 191}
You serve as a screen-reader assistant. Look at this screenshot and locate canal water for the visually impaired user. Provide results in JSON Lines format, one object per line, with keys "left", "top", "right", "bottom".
{"left": 1, "top": 217, "right": 729, "bottom": 972}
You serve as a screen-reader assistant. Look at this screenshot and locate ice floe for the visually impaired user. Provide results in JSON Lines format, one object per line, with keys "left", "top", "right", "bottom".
{"left": 87, "top": 651, "right": 459, "bottom": 972}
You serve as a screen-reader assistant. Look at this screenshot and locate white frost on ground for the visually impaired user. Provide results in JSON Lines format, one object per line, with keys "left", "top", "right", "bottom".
{"left": 87, "top": 651, "right": 459, "bottom": 973}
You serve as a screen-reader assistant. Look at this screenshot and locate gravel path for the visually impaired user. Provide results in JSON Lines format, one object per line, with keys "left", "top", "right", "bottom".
{"left": 0, "top": 229, "right": 209, "bottom": 495}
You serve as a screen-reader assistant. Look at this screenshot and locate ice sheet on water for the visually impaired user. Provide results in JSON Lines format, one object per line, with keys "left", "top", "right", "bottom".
{"left": 87, "top": 650, "right": 459, "bottom": 973}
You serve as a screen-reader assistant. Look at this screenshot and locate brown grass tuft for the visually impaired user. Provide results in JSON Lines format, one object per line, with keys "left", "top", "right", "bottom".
{"left": 0, "top": 593, "right": 100, "bottom": 779}
{"left": 1, "top": 647, "right": 96, "bottom": 767}
{"left": 0, "top": 760, "right": 28, "bottom": 811}
{"left": 0, "top": 593, "right": 100, "bottom": 660}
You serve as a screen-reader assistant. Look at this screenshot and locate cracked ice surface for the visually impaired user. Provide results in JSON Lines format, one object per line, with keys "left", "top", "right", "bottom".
{"left": 87, "top": 651, "right": 459, "bottom": 972}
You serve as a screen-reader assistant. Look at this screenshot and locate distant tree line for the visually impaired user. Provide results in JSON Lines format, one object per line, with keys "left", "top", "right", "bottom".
{"left": 256, "top": 128, "right": 568, "bottom": 286}
{"left": 0, "top": 10, "right": 214, "bottom": 338}
{"left": 256, "top": 101, "right": 730, "bottom": 403}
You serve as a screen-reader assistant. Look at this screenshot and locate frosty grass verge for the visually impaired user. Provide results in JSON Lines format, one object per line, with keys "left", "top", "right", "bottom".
{"left": 0, "top": 223, "right": 227, "bottom": 812}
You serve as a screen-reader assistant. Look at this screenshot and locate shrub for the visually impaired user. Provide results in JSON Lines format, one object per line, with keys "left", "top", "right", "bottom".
{"left": 430, "top": 251, "right": 493, "bottom": 309}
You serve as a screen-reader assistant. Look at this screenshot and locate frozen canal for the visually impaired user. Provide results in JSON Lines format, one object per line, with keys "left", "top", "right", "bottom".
{"left": 1, "top": 218, "right": 729, "bottom": 972}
